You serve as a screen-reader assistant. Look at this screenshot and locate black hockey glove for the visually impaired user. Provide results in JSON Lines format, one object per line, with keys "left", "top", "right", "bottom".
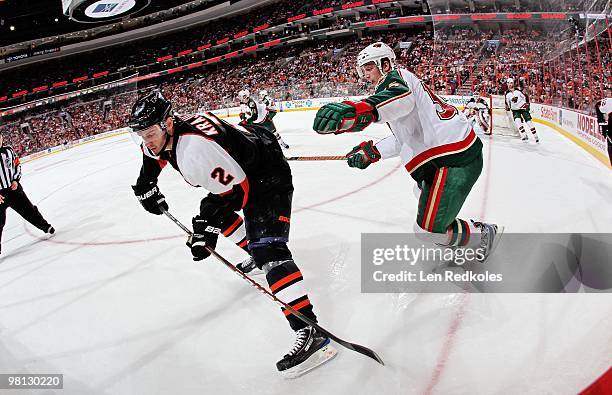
{"left": 186, "top": 215, "right": 220, "bottom": 261}
{"left": 132, "top": 182, "right": 168, "bottom": 215}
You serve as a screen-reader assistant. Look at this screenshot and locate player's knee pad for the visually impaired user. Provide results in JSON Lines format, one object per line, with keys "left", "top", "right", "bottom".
{"left": 514, "top": 117, "right": 523, "bottom": 129}
{"left": 249, "top": 238, "right": 292, "bottom": 269}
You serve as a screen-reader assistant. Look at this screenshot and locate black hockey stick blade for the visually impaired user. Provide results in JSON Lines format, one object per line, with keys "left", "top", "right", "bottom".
{"left": 320, "top": 329, "right": 384, "bottom": 365}
{"left": 161, "top": 208, "right": 385, "bottom": 365}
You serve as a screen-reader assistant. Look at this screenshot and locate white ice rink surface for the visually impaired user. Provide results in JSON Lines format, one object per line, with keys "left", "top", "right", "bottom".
{"left": 1, "top": 111, "right": 611, "bottom": 395}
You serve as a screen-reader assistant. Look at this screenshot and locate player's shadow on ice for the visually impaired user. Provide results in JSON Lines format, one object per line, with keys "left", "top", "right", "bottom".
{"left": 0, "top": 237, "right": 47, "bottom": 263}
{"left": 507, "top": 141, "right": 602, "bottom": 168}
{"left": 0, "top": 243, "right": 85, "bottom": 292}
{"left": 579, "top": 177, "right": 612, "bottom": 201}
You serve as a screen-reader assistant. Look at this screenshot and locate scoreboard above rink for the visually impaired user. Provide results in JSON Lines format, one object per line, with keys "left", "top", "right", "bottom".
{"left": 62, "top": 0, "right": 151, "bottom": 23}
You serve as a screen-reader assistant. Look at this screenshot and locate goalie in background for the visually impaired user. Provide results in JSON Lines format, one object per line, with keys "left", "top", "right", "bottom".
{"left": 463, "top": 97, "right": 492, "bottom": 135}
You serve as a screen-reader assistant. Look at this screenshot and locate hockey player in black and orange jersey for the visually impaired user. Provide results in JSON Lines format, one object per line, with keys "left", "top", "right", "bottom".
{"left": 128, "top": 91, "right": 336, "bottom": 377}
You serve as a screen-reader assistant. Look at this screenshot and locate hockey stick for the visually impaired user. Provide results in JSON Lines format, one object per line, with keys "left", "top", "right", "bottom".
{"left": 161, "top": 208, "right": 384, "bottom": 366}
{"left": 285, "top": 155, "right": 346, "bottom": 161}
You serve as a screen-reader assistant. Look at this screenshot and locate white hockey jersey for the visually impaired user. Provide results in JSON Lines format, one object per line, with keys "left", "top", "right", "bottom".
{"left": 505, "top": 89, "right": 529, "bottom": 111}
{"left": 364, "top": 68, "right": 481, "bottom": 180}
{"left": 240, "top": 98, "right": 268, "bottom": 124}
{"left": 599, "top": 98, "right": 612, "bottom": 115}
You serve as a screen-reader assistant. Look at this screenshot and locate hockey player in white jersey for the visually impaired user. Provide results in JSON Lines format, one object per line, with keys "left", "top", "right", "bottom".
{"left": 313, "top": 42, "right": 501, "bottom": 259}
{"left": 259, "top": 89, "right": 289, "bottom": 149}
{"left": 238, "top": 89, "right": 289, "bottom": 149}
{"left": 505, "top": 77, "right": 539, "bottom": 142}
{"left": 129, "top": 91, "right": 336, "bottom": 377}
{"left": 595, "top": 97, "right": 612, "bottom": 165}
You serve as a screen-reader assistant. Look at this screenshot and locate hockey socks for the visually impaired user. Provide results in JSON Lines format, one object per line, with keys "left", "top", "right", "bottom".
{"left": 220, "top": 213, "right": 248, "bottom": 250}
{"left": 264, "top": 259, "right": 317, "bottom": 331}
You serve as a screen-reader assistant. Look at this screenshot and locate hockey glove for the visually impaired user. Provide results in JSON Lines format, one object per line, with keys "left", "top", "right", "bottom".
{"left": 187, "top": 215, "right": 220, "bottom": 261}
{"left": 313, "top": 101, "right": 377, "bottom": 134}
{"left": 132, "top": 182, "right": 168, "bottom": 215}
{"left": 346, "top": 140, "right": 381, "bottom": 169}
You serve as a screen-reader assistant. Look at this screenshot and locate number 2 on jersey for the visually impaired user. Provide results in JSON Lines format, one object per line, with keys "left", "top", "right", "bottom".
{"left": 211, "top": 167, "right": 234, "bottom": 186}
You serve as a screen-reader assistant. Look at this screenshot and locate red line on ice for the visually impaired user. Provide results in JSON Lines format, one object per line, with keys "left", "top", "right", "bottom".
{"left": 423, "top": 133, "right": 493, "bottom": 394}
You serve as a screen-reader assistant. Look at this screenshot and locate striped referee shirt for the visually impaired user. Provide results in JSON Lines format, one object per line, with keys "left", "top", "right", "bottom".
{"left": 0, "top": 146, "right": 21, "bottom": 190}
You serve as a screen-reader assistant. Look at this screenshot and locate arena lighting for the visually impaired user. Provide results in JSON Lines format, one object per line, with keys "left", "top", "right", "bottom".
{"left": 61, "top": 0, "right": 150, "bottom": 23}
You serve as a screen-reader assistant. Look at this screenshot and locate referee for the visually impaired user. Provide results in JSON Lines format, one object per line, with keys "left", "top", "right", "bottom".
{"left": 0, "top": 133, "right": 54, "bottom": 254}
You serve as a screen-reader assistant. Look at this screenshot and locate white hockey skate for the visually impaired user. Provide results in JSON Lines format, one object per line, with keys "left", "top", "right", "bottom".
{"left": 472, "top": 221, "right": 504, "bottom": 263}
{"left": 277, "top": 326, "right": 338, "bottom": 379}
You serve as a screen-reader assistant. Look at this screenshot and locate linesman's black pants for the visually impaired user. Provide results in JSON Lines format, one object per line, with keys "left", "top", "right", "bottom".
{"left": 0, "top": 184, "right": 51, "bottom": 253}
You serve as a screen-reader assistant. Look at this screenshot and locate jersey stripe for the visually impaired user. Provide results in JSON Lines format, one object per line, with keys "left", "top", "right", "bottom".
{"left": 406, "top": 129, "right": 477, "bottom": 174}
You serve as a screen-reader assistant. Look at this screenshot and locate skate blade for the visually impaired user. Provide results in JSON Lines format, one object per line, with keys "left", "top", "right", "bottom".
{"left": 248, "top": 269, "right": 265, "bottom": 276}
{"left": 485, "top": 225, "right": 505, "bottom": 262}
{"left": 281, "top": 344, "right": 338, "bottom": 379}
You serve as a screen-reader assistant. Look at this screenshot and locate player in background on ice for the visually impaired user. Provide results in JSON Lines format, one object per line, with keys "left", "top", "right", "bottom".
{"left": 312, "top": 42, "right": 501, "bottom": 260}
{"left": 504, "top": 77, "right": 539, "bottom": 143}
{"left": 259, "top": 89, "right": 290, "bottom": 149}
{"left": 238, "top": 90, "right": 289, "bottom": 149}
{"left": 129, "top": 91, "right": 336, "bottom": 377}
{"left": 463, "top": 97, "right": 492, "bottom": 135}
{"left": 595, "top": 97, "right": 612, "bottom": 165}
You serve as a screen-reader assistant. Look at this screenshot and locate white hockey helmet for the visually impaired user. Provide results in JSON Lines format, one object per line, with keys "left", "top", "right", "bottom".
{"left": 238, "top": 89, "right": 250, "bottom": 102}
{"left": 506, "top": 77, "right": 515, "bottom": 85}
{"left": 259, "top": 89, "right": 268, "bottom": 100}
{"left": 356, "top": 42, "right": 397, "bottom": 79}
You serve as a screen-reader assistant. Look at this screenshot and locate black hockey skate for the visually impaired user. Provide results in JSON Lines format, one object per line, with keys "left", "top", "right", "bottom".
{"left": 236, "top": 256, "right": 264, "bottom": 275}
{"left": 277, "top": 326, "right": 337, "bottom": 378}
